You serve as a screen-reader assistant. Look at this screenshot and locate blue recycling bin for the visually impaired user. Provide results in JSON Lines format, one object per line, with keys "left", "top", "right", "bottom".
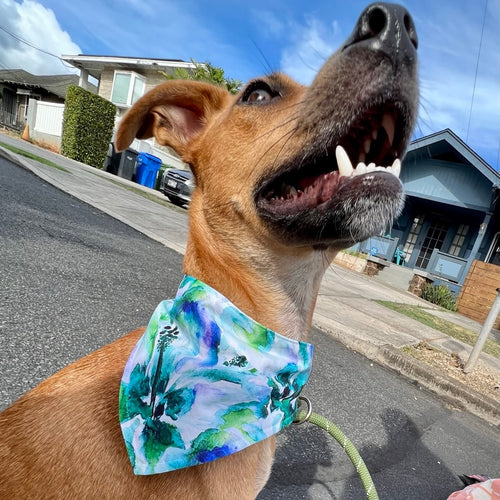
{"left": 135, "top": 153, "right": 162, "bottom": 188}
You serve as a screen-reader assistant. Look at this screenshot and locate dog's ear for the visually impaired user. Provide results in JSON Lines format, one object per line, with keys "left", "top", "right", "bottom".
{"left": 115, "top": 80, "right": 230, "bottom": 154}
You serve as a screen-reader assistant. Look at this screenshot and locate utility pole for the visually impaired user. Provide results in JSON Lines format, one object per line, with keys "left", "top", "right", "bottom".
{"left": 464, "top": 288, "right": 500, "bottom": 373}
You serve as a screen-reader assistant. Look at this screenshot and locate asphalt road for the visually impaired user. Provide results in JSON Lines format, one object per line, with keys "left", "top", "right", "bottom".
{"left": 1, "top": 158, "right": 499, "bottom": 499}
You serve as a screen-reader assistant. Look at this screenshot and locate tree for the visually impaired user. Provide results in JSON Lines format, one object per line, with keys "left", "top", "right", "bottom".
{"left": 161, "top": 60, "right": 242, "bottom": 95}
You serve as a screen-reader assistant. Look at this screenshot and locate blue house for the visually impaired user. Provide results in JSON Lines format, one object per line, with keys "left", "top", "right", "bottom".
{"left": 359, "top": 129, "right": 500, "bottom": 294}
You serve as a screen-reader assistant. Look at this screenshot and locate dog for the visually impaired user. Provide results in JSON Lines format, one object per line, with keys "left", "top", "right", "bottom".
{"left": 0, "top": 3, "right": 418, "bottom": 498}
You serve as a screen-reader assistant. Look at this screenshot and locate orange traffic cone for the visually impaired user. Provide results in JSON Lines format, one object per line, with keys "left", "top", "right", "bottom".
{"left": 22, "top": 124, "right": 30, "bottom": 141}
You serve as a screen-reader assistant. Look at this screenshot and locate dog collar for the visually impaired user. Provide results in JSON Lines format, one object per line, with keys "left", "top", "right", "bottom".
{"left": 119, "top": 275, "right": 313, "bottom": 475}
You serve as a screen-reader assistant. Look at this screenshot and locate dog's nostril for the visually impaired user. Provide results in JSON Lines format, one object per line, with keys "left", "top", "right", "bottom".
{"left": 367, "top": 7, "right": 387, "bottom": 37}
{"left": 344, "top": 3, "right": 418, "bottom": 61}
{"left": 404, "top": 13, "right": 418, "bottom": 50}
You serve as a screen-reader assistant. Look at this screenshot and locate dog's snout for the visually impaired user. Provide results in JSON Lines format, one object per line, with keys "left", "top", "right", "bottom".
{"left": 344, "top": 2, "right": 418, "bottom": 64}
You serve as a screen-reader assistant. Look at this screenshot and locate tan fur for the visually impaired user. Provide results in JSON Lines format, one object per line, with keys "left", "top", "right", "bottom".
{"left": 0, "top": 5, "right": 419, "bottom": 498}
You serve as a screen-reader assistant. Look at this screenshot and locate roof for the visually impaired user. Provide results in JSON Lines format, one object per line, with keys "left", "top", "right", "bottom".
{"left": 0, "top": 69, "right": 96, "bottom": 99}
{"left": 61, "top": 55, "right": 197, "bottom": 80}
{"left": 407, "top": 129, "right": 500, "bottom": 186}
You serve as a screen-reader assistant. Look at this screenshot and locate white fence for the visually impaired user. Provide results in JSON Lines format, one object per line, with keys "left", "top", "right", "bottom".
{"left": 25, "top": 98, "right": 186, "bottom": 169}
{"left": 27, "top": 99, "right": 64, "bottom": 147}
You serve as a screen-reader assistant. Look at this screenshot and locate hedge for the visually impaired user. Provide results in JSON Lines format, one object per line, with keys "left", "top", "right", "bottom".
{"left": 61, "top": 86, "right": 116, "bottom": 169}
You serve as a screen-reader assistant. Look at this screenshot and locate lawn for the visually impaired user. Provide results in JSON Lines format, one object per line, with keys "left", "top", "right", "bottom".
{"left": 0, "top": 141, "right": 68, "bottom": 172}
{"left": 376, "top": 300, "right": 500, "bottom": 358}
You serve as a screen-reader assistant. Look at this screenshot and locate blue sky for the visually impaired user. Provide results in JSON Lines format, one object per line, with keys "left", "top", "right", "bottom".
{"left": 1, "top": 0, "right": 499, "bottom": 169}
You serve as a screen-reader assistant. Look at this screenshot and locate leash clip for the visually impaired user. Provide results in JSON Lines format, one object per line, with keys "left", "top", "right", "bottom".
{"left": 293, "top": 396, "right": 312, "bottom": 425}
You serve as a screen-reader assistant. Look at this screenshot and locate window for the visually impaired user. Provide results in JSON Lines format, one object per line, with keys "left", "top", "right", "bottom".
{"left": 448, "top": 224, "right": 469, "bottom": 256}
{"left": 111, "top": 71, "right": 145, "bottom": 106}
{"left": 402, "top": 215, "right": 424, "bottom": 263}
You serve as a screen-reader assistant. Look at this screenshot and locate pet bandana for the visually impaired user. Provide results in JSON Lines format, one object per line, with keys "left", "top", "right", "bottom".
{"left": 119, "top": 275, "right": 313, "bottom": 475}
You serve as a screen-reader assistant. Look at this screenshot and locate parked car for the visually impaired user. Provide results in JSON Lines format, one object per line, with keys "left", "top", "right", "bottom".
{"left": 159, "top": 168, "right": 195, "bottom": 206}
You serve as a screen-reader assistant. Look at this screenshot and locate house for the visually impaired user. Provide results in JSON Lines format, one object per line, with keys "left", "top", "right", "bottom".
{"left": 358, "top": 129, "right": 500, "bottom": 299}
{"left": 61, "top": 55, "right": 198, "bottom": 167}
{"left": 61, "top": 55, "right": 196, "bottom": 120}
{"left": 0, "top": 69, "right": 92, "bottom": 131}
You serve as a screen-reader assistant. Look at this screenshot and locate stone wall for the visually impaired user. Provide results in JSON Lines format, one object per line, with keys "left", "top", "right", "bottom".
{"left": 408, "top": 273, "right": 434, "bottom": 297}
{"left": 457, "top": 260, "right": 500, "bottom": 329}
{"left": 333, "top": 252, "right": 367, "bottom": 273}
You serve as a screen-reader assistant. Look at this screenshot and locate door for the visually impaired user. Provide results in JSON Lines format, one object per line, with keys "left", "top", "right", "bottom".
{"left": 415, "top": 219, "right": 448, "bottom": 269}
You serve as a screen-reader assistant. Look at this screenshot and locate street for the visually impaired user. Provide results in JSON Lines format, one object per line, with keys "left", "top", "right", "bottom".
{"left": 1, "top": 157, "right": 499, "bottom": 499}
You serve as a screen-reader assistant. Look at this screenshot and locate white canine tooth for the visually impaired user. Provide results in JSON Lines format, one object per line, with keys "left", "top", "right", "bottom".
{"left": 391, "top": 158, "right": 401, "bottom": 178}
{"left": 382, "top": 113, "right": 395, "bottom": 145}
{"left": 335, "top": 145, "right": 354, "bottom": 178}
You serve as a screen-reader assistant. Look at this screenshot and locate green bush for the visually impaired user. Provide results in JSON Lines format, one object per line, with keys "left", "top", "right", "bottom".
{"left": 421, "top": 283, "right": 458, "bottom": 311}
{"left": 61, "top": 86, "right": 116, "bottom": 169}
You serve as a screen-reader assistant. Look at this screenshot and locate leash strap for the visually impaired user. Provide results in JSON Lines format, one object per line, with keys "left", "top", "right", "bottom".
{"left": 294, "top": 397, "right": 379, "bottom": 500}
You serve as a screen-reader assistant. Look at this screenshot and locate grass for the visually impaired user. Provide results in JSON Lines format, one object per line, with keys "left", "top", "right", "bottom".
{"left": 0, "top": 140, "right": 69, "bottom": 172}
{"left": 376, "top": 300, "right": 500, "bottom": 358}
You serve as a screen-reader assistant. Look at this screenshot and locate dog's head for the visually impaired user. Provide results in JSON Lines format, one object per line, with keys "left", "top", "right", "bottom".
{"left": 116, "top": 2, "right": 418, "bottom": 253}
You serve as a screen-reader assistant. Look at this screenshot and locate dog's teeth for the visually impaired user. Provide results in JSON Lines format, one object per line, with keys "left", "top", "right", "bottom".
{"left": 391, "top": 158, "right": 401, "bottom": 178}
{"left": 286, "top": 185, "right": 298, "bottom": 198}
{"left": 364, "top": 138, "right": 371, "bottom": 155}
{"left": 382, "top": 113, "right": 395, "bottom": 145}
{"left": 335, "top": 145, "right": 354, "bottom": 178}
{"left": 372, "top": 129, "right": 378, "bottom": 140}
{"left": 353, "top": 162, "right": 367, "bottom": 176}
{"left": 366, "top": 162, "right": 376, "bottom": 173}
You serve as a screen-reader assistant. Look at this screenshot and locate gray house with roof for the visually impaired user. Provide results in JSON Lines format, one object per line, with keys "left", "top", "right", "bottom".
{"left": 360, "top": 128, "right": 500, "bottom": 294}
{"left": 0, "top": 69, "right": 96, "bottom": 131}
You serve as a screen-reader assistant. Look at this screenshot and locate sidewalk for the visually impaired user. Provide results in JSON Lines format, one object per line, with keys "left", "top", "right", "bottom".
{"left": 1, "top": 133, "right": 499, "bottom": 426}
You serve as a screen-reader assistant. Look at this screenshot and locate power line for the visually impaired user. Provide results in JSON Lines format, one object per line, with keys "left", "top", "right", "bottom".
{"left": 0, "top": 23, "right": 63, "bottom": 60}
{"left": 0, "top": 22, "right": 77, "bottom": 74}
{"left": 466, "top": 0, "right": 488, "bottom": 144}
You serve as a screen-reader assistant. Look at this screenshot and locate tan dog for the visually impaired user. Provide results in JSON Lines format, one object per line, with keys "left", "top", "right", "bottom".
{"left": 0, "top": 3, "right": 418, "bottom": 498}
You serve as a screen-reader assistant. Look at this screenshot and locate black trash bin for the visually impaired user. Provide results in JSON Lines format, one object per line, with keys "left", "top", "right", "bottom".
{"left": 104, "top": 143, "right": 122, "bottom": 175}
{"left": 117, "top": 148, "right": 138, "bottom": 181}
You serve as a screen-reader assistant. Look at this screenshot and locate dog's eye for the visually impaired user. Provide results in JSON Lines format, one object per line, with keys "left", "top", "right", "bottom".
{"left": 240, "top": 81, "right": 277, "bottom": 105}
{"left": 246, "top": 89, "right": 272, "bottom": 103}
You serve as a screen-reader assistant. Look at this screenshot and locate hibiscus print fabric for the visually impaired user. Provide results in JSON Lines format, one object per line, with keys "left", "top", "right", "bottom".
{"left": 119, "top": 275, "right": 313, "bottom": 475}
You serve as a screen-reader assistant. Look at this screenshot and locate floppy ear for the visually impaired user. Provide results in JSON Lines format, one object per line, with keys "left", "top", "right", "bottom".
{"left": 114, "top": 80, "right": 231, "bottom": 154}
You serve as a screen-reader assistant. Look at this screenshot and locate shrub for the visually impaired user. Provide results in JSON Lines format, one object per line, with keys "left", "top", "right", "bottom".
{"left": 421, "top": 284, "right": 458, "bottom": 311}
{"left": 61, "top": 86, "right": 116, "bottom": 169}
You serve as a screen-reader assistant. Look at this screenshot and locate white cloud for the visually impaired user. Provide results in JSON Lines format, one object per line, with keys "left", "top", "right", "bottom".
{"left": 0, "top": 0, "right": 81, "bottom": 75}
{"left": 280, "top": 17, "right": 343, "bottom": 84}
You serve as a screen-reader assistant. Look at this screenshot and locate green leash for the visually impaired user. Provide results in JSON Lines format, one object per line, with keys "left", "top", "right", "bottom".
{"left": 293, "top": 397, "right": 379, "bottom": 500}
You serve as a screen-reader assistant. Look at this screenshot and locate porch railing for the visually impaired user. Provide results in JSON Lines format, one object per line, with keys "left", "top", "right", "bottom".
{"left": 359, "top": 235, "right": 399, "bottom": 262}
{"left": 0, "top": 108, "right": 25, "bottom": 131}
{"left": 426, "top": 249, "right": 468, "bottom": 283}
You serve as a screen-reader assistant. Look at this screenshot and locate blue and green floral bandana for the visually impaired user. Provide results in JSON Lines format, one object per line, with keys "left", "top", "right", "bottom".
{"left": 119, "top": 276, "right": 313, "bottom": 475}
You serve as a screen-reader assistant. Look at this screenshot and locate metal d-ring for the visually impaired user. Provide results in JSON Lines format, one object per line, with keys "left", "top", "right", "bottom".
{"left": 293, "top": 396, "right": 312, "bottom": 425}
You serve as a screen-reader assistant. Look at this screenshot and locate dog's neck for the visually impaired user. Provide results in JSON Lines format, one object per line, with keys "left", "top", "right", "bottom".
{"left": 183, "top": 210, "right": 335, "bottom": 342}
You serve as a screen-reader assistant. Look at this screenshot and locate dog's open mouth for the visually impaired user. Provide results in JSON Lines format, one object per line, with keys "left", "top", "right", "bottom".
{"left": 256, "top": 105, "right": 405, "bottom": 217}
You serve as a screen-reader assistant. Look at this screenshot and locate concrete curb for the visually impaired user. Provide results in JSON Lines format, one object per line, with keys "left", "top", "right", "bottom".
{"left": 377, "top": 345, "right": 500, "bottom": 427}
{"left": 321, "top": 322, "right": 499, "bottom": 427}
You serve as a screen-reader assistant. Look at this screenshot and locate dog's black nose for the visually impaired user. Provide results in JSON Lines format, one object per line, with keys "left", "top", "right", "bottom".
{"left": 344, "top": 2, "right": 418, "bottom": 65}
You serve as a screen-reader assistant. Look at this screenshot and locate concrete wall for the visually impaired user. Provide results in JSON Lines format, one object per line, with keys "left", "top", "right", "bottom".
{"left": 457, "top": 260, "right": 500, "bottom": 329}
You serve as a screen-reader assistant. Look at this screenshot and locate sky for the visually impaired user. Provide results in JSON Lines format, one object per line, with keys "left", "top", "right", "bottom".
{"left": 1, "top": 0, "right": 499, "bottom": 170}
